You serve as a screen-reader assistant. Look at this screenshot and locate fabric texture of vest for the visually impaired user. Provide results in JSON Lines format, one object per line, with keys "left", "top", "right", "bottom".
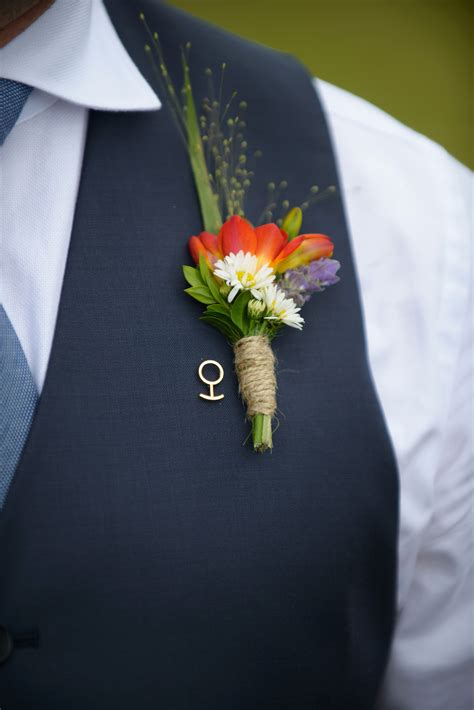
{"left": 0, "top": 1, "right": 399, "bottom": 707}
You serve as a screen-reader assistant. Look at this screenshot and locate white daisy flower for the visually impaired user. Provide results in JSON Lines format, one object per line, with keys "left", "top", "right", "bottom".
{"left": 213, "top": 250, "right": 275, "bottom": 303}
{"left": 262, "top": 284, "right": 305, "bottom": 330}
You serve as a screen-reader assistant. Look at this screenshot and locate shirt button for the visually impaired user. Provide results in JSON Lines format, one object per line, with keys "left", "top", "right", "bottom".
{"left": 0, "top": 626, "right": 14, "bottom": 664}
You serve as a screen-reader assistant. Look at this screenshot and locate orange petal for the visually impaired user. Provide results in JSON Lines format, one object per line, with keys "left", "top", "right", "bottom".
{"left": 274, "top": 234, "right": 334, "bottom": 273}
{"left": 255, "top": 223, "right": 287, "bottom": 265}
{"left": 272, "top": 235, "right": 305, "bottom": 268}
{"left": 218, "top": 215, "right": 257, "bottom": 256}
{"left": 189, "top": 236, "right": 208, "bottom": 265}
{"left": 199, "top": 231, "right": 222, "bottom": 258}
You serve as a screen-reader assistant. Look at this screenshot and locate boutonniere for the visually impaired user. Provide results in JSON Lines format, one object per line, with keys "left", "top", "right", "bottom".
{"left": 141, "top": 17, "right": 340, "bottom": 452}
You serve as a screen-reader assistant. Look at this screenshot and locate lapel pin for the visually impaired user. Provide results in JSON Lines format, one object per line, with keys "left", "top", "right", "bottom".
{"left": 198, "top": 360, "right": 224, "bottom": 401}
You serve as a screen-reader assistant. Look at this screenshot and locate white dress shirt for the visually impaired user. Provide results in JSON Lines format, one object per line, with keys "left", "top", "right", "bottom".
{"left": 0, "top": 1, "right": 472, "bottom": 708}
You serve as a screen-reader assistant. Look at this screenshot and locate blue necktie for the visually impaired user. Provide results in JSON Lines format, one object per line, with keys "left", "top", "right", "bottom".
{"left": 0, "top": 306, "right": 39, "bottom": 508}
{"left": 0, "top": 78, "right": 33, "bottom": 145}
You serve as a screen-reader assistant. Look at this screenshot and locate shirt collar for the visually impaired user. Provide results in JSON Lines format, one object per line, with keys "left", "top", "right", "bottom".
{"left": 0, "top": 0, "right": 161, "bottom": 112}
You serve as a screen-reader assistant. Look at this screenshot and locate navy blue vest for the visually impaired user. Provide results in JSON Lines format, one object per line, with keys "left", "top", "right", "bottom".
{"left": 0, "top": 1, "right": 399, "bottom": 707}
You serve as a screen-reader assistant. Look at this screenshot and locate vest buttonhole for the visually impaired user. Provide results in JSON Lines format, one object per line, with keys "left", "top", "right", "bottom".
{"left": 12, "top": 628, "right": 40, "bottom": 648}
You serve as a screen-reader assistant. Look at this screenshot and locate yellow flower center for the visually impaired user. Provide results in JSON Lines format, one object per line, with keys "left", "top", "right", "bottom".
{"left": 236, "top": 270, "right": 256, "bottom": 287}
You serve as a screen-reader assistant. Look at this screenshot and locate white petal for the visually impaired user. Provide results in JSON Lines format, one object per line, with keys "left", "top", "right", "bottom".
{"left": 228, "top": 284, "right": 241, "bottom": 302}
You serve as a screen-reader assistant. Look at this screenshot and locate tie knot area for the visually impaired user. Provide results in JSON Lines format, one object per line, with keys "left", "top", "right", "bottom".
{"left": 0, "top": 78, "right": 33, "bottom": 145}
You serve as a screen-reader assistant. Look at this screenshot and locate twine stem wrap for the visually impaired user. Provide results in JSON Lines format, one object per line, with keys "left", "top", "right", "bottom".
{"left": 233, "top": 335, "right": 277, "bottom": 418}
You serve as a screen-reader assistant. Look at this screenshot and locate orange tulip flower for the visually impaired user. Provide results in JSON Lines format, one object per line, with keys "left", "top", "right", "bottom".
{"left": 189, "top": 215, "right": 334, "bottom": 275}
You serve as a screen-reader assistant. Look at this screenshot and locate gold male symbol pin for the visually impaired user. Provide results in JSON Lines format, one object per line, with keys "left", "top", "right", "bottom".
{"left": 198, "top": 360, "right": 224, "bottom": 401}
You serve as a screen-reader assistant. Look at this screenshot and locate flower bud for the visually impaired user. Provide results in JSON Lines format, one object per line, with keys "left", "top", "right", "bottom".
{"left": 248, "top": 298, "right": 266, "bottom": 319}
{"left": 281, "top": 207, "right": 303, "bottom": 239}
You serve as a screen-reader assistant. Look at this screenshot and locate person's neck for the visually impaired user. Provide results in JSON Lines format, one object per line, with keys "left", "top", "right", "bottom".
{"left": 0, "top": 0, "right": 54, "bottom": 48}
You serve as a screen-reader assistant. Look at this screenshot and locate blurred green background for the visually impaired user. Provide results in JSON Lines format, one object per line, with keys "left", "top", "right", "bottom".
{"left": 171, "top": 0, "right": 473, "bottom": 168}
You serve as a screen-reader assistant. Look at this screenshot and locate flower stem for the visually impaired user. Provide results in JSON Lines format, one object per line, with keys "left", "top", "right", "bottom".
{"left": 252, "top": 413, "right": 273, "bottom": 453}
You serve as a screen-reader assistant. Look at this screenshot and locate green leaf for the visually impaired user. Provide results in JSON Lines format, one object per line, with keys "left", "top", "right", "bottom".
{"left": 182, "top": 265, "right": 204, "bottom": 288}
{"left": 200, "top": 313, "right": 242, "bottom": 341}
{"left": 184, "top": 286, "right": 216, "bottom": 305}
{"left": 206, "top": 304, "right": 231, "bottom": 317}
{"left": 199, "top": 254, "right": 224, "bottom": 305}
{"left": 200, "top": 316, "right": 233, "bottom": 340}
{"left": 230, "top": 291, "right": 252, "bottom": 332}
{"left": 203, "top": 311, "right": 235, "bottom": 329}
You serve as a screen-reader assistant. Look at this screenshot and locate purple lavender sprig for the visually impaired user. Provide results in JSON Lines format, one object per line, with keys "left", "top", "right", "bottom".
{"left": 278, "top": 258, "right": 341, "bottom": 306}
